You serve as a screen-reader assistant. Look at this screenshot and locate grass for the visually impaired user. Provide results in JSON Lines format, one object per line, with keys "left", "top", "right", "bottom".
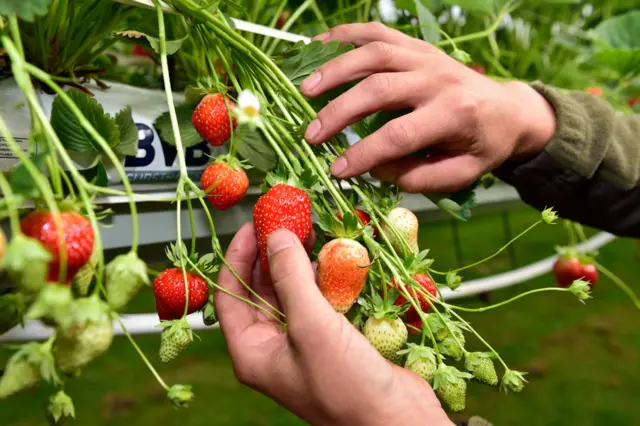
{"left": 1, "top": 204, "right": 638, "bottom": 426}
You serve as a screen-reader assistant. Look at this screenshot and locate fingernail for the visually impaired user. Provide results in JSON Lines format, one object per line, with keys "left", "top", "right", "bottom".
{"left": 301, "top": 72, "right": 322, "bottom": 93}
{"left": 331, "top": 156, "right": 348, "bottom": 177}
{"left": 267, "top": 230, "right": 296, "bottom": 257}
{"left": 305, "top": 118, "right": 322, "bottom": 141}
{"left": 313, "top": 32, "right": 330, "bottom": 42}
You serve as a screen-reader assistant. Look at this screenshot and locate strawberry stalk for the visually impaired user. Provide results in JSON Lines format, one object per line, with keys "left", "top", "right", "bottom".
{"left": 0, "top": 173, "right": 21, "bottom": 236}
{"left": 595, "top": 262, "right": 640, "bottom": 311}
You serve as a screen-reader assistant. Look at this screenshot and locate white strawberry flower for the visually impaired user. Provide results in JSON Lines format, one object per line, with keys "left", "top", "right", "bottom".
{"left": 235, "top": 89, "right": 262, "bottom": 125}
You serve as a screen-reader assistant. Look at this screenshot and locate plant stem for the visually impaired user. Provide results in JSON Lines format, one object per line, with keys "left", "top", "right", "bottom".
{"left": 449, "top": 220, "right": 541, "bottom": 274}
{"left": 115, "top": 316, "right": 169, "bottom": 390}
{"left": 445, "top": 287, "right": 568, "bottom": 313}
{"left": 596, "top": 262, "right": 640, "bottom": 311}
{"left": 0, "top": 172, "right": 21, "bottom": 235}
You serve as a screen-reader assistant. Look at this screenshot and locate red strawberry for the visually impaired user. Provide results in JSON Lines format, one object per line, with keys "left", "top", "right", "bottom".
{"left": 318, "top": 238, "right": 370, "bottom": 313}
{"left": 132, "top": 44, "right": 153, "bottom": 57}
{"left": 253, "top": 184, "right": 312, "bottom": 272}
{"left": 336, "top": 209, "right": 378, "bottom": 239}
{"left": 192, "top": 94, "right": 237, "bottom": 147}
{"left": 470, "top": 64, "right": 486, "bottom": 75}
{"left": 20, "top": 211, "right": 94, "bottom": 284}
{"left": 553, "top": 256, "right": 583, "bottom": 288}
{"left": 152, "top": 268, "right": 209, "bottom": 321}
{"left": 627, "top": 97, "right": 639, "bottom": 108}
{"left": 580, "top": 263, "right": 599, "bottom": 287}
{"left": 276, "top": 10, "right": 292, "bottom": 29}
{"left": 406, "top": 318, "right": 423, "bottom": 336}
{"left": 585, "top": 87, "right": 603, "bottom": 97}
{"left": 392, "top": 274, "right": 437, "bottom": 322}
{"left": 200, "top": 159, "right": 249, "bottom": 211}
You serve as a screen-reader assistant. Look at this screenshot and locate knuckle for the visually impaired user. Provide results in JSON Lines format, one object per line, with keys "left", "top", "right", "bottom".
{"left": 385, "top": 119, "right": 415, "bottom": 149}
{"left": 363, "top": 73, "right": 393, "bottom": 97}
{"left": 369, "top": 21, "right": 388, "bottom": 34}
{"left": 447, "top": 87, "right": 480, "bottom": 127}
{"left": 397, "top": 175, "right": 425, "bottom": 194}
{"left": 369, "top": 41, "right": 394, "bottom": 65}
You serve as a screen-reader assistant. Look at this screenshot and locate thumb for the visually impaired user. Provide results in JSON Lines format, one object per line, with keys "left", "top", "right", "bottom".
{"left": 267, "top": 229, "right": 335, "bottom": 325}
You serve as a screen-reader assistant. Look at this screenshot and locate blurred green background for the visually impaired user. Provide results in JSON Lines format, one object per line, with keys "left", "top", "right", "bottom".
{"left": 2, "top": 203, "right": 638, "bottom": 426}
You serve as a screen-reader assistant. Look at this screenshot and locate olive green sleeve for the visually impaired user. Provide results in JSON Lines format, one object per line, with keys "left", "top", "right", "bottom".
{"left": 530, "top": 82, "right": 640, "bottom": 190}
{"left": 493, "top": 83, "right": 640, "bottom": 237}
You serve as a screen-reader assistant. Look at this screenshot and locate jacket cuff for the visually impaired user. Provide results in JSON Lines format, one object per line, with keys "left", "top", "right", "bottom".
{"left": 528, "top": 81, "right": 613, "bottom": 180}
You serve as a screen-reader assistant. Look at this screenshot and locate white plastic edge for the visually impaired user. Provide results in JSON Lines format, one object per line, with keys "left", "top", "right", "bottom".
{"left": 112, "top": 0, "right": 312, "bottom": 43}
{"left": 0, "top": 232, "right": 616, "bottom": 342}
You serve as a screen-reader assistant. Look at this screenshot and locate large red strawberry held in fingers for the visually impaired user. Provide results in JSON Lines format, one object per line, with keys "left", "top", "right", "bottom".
{"left": 192, "top": 93, "right": 237, "bottom": 147}
{"left": 253, "top": 183, "right": 313, "bottom": 272}
{"left": 20, "top": 210, "right": 94, "bottom": 284}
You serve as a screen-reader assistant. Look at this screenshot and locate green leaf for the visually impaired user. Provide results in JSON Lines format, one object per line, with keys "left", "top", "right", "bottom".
{"left": 114, "top": 106, "right": 139, "bottom": 157}
{"left": 442, "top": 0, "right": 494, "bottom": 15}
{"left": 50, "top": 89, "right": 120, "bottom": 153}
{"left": 9, "top": 152, "right": 49, "bottom": 196}
{"left": 594, "top": 10, "right": 640, "bottom": 50}
{"left": 592, "top": 48, "right": 640, "bottom": 77}
{"left": 0, "top": 0, "right": 52, "bottom": 21}
{"left": 95, "top": 162, "right": 109, "bottom": 187}
{"left": 415, "top": 0, "right": 441, "bottom": 44}
{"left": 235, "top": 126, "right": 277, "bottom": 173}
{"left": 115, "top": 30, "right": 187, "bottom": 55}
{"left": 153, "top": 104, "right": 202, "bottom": 148}
{"left": 281, "top": 40, "right": 354, "bottom": 85}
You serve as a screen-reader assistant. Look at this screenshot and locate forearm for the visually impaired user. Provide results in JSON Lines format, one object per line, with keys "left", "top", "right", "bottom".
{"left": 495, "top": 83, "right": 640, "bottom": 238}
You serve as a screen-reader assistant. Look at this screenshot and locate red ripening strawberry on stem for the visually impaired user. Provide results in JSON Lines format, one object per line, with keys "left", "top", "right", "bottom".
{"left": 253, "top": 183, "right": 312, "bottom": 272}
{"left": 153, "top": 268, "right": 209, "bottom": 321}
{"left": 552, "top": 254, "right": 599, "bottom": 288}
{"left": 192, "top": 93, "right": 237, "bottom": 147}
{"left": 201, "top": 157, "right": 249, "bottom": 211}
{"left": 392, "top": 274, "right": 437, "bottom": 322}
{"left": 20, "top": 210, "right": 94, "bottom": 284}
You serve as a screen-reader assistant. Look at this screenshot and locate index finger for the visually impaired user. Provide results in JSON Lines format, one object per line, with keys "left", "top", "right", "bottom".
{"left": 216, "top": 223, "right": 259, "bottom": 343}
{"left": 315, "top": 22, "right": 437, "bottom": 53}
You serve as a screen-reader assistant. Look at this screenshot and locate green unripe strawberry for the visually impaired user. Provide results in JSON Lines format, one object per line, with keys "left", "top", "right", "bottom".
{"left": 433, "top": 364, "right": 473, "bottom": 412}
{"left": 437, "top": 331, "right": 465, "bottom": 361}
{"left": 380, "top": 207, "right": 419, "bottom": 255}
{"left": 0, "top": 357, "right": 40, "bottom": 399}
{"left": 159, "top": 318, "right": 193, "bottom": 363}
{"left": 398, "top": 343, "right": 438, "bottom": 383}
{"left": 0, "top": 340, "right": 59, "bottom": 399}
{"left": 465, "top": 352, "right": 498, "bottom": 386}
{"left": 72, "top": 246, "right": 99, "bottom": 296}
{"left": 54, "top": 316, "right": 114, "bottom": 374}
{"left": 363, "top": 316, "right": 408, "bottom": 365}
{"left": 1, "top": 234, "right": 52, "bottom": 293}
{"left": 105, "top": 251, "right": 149, "bottom": 311}
{"left": 501, "top": 370, "right": 528, "bottom": 393}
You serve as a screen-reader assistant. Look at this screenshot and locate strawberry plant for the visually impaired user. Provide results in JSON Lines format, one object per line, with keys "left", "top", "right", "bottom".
{"left": 0, "top": 0, "right": 639, "bottom": 422}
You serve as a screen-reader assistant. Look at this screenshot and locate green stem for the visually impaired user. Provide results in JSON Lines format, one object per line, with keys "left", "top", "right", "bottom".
{"left": 185, "top": 188, "right": 197, "bottom": 258}
{"left": 265, "top": 0, "right": 315, "bottom": 56}
{"left": 0, "top": 173, "right": 21, "bottom": 235}
{"left": 450, "top": 220, "right": 541, "bottom": 274}
{"left": 25, "top": 64, "right": 141, "bottom": 252}
{"left": 595, "top": 262, "right": 640, "bottom": 311}
{"left": 116, "top": 316, "right": 169, "bottom": 390}
{"left": 445, "top": 287, "right": 568, "bottom": 313}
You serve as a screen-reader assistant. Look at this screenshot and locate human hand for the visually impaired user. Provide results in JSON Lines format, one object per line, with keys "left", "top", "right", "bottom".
{"left": 301, "top": 22, "right": 557, "bottom": 194}
{"left": 216, "top": 223, "right": 453, "bottom": 426}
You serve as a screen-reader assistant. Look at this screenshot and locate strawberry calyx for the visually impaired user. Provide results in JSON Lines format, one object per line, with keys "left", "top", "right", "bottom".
{"left": 213, "top": 154, "right": 251, "bottom": 171}
{"left": 6, "top": 339, "right": 60, "bottom": 386}
{"left": 165, "top": 242, "right": 219, "bottom": 276}
{"left": 433, "top": 363, "right": 473, "bottom": 391}
{"left": 501, "top": 369, "right": 528, "bottom": 393}
{"left": 361, "top": 292, "right": 406, "bottom": 320}
{"left": 317, "top": 210, "right": 369, "bottom": 240}
{"left": 47, "top": 390, "right": 75, "bottom": 425}
{"left": 402, "top": 250, "right": 434, "bottom": 275}
{"left": 397, "top": 342, "right": 438, "bottom": 365}
{"left": 167, "top": 384, "right": 195, "bottom": 408}
{"left": 184, "top": 77, "right": 232, "bottom": 106}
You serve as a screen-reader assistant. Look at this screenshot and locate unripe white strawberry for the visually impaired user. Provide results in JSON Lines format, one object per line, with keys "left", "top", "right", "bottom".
{"left": 363, "top": 316, "right": 408, "bottom": 365}
{"left": 380, "top": 207, "right": 419, "bottom": 255}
